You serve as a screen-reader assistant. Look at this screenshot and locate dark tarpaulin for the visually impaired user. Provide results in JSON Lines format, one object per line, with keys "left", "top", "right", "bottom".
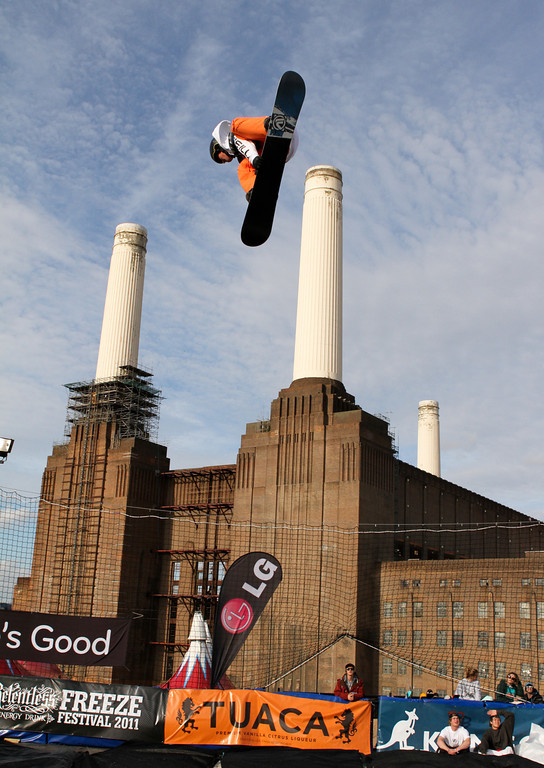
{"left": 362, "top": 750, "right": 541, "bottom": 768}
{"left": 221, "top": 746, "right": 364, "bottom": 767}
{"left": 0, "top": 744, "right": 542, "bottom": 768}
{"left": 91, "top": 743, "right": 221, "bottom": 767}
{"left": 0, "top": 740, "right": 91, "bottom": 766}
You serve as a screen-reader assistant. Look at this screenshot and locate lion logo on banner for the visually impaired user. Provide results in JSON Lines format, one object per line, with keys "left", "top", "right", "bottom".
{"left": 176, "top": 697, "right": 201, "bottom": 733}
{"left": 335, "top": 708, "right": 357, "bottom": 744}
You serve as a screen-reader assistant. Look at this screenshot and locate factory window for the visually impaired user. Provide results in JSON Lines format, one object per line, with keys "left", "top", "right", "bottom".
{"left": 401, "top": 580, "right": 409, "bottom": 588}
{"left": 382, "top": 687, "right": 392, "bottom": 697}
{"left": 538, "top": 602, "right": 544, "bottom": 619}
{"left": 521, "top": 663, "right": 532, "bottom": 679}
{"left": 413, "top": 664, "right": 423, "bottom": 677}
{"left": 522, "top": 578, "right": 531, "bottom": 586}
{"left": 521, "top": 632, "right": 531, "bottom": 649}
{"left": 383, "top": 602, "right": 393, "bottom": 618}
{"left": 397, "top": 687, "right": 406, "bottom": 697}
{"left": 398, "top": 630, "right": 407, "bottom": 646}
{"left": 539, "top": 664, "right": 544, "bottom": 681}
{"left": 412, "top": 579, "right": 421, "bottom": 588}
{"left": 453, "top": 661, "right": 464, "bottom": 678}
{"left": 492, "top": 578, "right": 502, "bottom": 587}
{"left": 413, "top": 630, "right": 423, "bottom": 646}
{"left": 382, "top": 630, "right": 393, "bottom": 645}
{"left": 382, "top": 657, "right": 393, "bottom": 675}
{"left": 398, "top": 601, "right": 407, "bottom": 617}
{"left": 453, "top": 631, "right": 463, "bottom": 648}
{"left": 478, "top": 631, "right": 489, "bottom": 648}
{"left": 436, "top": 689, "right": 447, "bottom": 698}
{"left": 478, "top": 602, "right": 488, "bottom": 619}
{"left": 538, "top": 632, "right": 544, "bottom": 650}
{"left": 519, "top": 602, "right": 531, "bottom": 619}
{"left": 437, "top": 601, "right": 447, "bottom": 618}
{"left": 480, "top": 579, "right": 489, "bottom": 587}
{"left": 436, "top": 630, "right": 447, "bottom": 647}
{"left": 436, "top": 661, "right": 447, "bottom": 675}
{"left": 536, "top": 579, "right": 544, "bottom": 586}
{"left": 495, "top": 632, "right": 506, "bottom": 648}
{"left": 495, "top": 662, "right": 506, "bottom": 679}
{"left": 413, "top": 601, "right": 423, "bottom": 617}
{"left": 453, "top": 579, "right": 461, "bottom": 587}
{"left": 453, "top": 601, "right": 464, "bottom": 618}
{"left": 439, "top": 579, "right": 448, "bottom": 587}
{"left": 479, "top": 661, "right": 489, "bottom": 679}
{"left": 398, "top": 661, "right": 407, "bottom": 675}
{"left": 494, "top": 602, "right": 505, "bottom": 619}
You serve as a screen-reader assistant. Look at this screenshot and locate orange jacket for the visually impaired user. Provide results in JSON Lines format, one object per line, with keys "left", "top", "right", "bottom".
{"left": 231, "top": 117, "right": 268, "bottom": 193}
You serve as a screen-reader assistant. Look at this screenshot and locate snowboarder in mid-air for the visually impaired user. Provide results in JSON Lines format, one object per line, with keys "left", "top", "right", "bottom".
{"left": 210, "top": 116, "right": 299, "bottom": 201}
{"left": 210, "top": 71, "right": 305, "bottom": 247}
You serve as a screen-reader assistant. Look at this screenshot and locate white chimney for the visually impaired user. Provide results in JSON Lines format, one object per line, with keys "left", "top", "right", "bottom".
{"left": 292, "top": 166, "right": 343, "bottom": 382}
{"left": 95, "top": 223, "right": 147, "bottom": 381}
{"left": 417, "top": 400, "right": 441, "bottom": 476}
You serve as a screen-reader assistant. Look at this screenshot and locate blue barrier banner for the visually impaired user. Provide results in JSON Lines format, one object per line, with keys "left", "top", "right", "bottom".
{"left": 377, "top": 697, "right": 544, "bottom": 753}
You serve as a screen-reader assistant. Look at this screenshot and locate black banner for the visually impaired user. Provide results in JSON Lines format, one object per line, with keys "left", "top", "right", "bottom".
{"left": 0, "top": 675, "right": 166, "bottom": 741}
{"left": 211, "top": 552, "right": 282, "bottom": 688}
{"left": 0, "top": 610, "right": 130, "bottom": 666}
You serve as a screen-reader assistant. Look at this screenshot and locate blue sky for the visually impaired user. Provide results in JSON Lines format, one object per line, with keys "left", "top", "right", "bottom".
{"left": 1, "top": 0, "right": 544, "bottom": 518}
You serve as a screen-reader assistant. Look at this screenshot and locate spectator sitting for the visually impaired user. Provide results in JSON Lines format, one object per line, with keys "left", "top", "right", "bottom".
{"left": 334, "top": 663, "right": 364, "bottom": 702}
{"left": 478, "top": 709, "right": 515, "bottom": 755}
{"left": 454, "top": 667, "right": 481, "bottom": 700}
{"left": 522, "top": 682, "right": 543, "bottom": 704}
{"left": 496, "top": 672, "right": 524, "bottom": 703}
{"left": 436, "top": 711, "right": 471, "bottom": 755}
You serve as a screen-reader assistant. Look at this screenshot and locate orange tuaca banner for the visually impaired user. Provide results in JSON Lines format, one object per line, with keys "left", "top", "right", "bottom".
{"left": 165, "top": 689, "right": 371, "bottom": 752}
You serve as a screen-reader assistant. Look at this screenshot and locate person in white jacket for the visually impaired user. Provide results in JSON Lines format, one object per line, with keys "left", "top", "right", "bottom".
{"left": 454, "top": 666, "right": 481, "bottom": 700}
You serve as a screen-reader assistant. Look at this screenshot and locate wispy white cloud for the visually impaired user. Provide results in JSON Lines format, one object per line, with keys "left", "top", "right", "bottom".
{"left": 1, "top": 0, "right": 544, "bottom": 522}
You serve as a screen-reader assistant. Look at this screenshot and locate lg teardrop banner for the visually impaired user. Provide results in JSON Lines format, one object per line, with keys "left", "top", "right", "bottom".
{"left": 211, "top": 552, "right": 282, "bottom": 688}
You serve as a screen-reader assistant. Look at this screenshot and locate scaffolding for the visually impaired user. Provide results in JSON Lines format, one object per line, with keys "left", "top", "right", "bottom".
{"left": 153, "top": 468, "right": 235, "bottom": 680}
{"left": 64, "top": 365, "right": 162, "bottom": 443}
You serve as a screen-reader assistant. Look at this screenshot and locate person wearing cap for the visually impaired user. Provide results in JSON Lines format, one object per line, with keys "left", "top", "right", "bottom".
{"left": 210, "top": 117, "right": 299, "bottom": 200}
{"left": 334, "top": 663, "right": 364, "bottom": 702}
{"left": 478, "top": 709, "right": 515, "bottom": 755}
{"left": 454, "top": 667, "right": 481, "bottom": 700}
{"left": 436, "top": 711, "right": 471, "bottom": 755}
{"left": 522, "top": 682, "right": 543, "bottom": 704}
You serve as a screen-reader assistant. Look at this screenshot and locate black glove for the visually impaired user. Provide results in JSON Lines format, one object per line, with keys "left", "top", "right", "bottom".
{"left": 252, "top": 156, "right": 262, "bottom": 171}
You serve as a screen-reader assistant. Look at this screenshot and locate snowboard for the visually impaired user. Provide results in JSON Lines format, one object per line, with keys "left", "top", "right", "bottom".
{"left": 241, "top": 71, "right": 306, "bottom": 247}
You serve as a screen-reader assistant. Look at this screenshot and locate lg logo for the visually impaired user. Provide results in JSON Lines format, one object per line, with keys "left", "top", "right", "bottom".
{"left": 221, "top": 558, "right": 279, "bottom": 634}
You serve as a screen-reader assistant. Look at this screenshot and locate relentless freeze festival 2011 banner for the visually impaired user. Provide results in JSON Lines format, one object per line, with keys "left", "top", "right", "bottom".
{"left": 165, "top": 689, "right": 372, "bottom": 752}
{"left": 0, "top": 676, "right": 166, "bottom": 741}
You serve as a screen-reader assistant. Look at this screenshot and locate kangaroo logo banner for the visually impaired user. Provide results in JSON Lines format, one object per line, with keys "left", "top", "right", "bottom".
{"left": 376, "top": 697, "right": 544, "bottom": 753}
{"left": 165, "top": 689, "right": 371, "bottom": 752}
{"left": 211, "top": 552, "right": 282, "bottom": 688}
{"left": 0, "top": 610, "right": 131, "bottom": 666}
